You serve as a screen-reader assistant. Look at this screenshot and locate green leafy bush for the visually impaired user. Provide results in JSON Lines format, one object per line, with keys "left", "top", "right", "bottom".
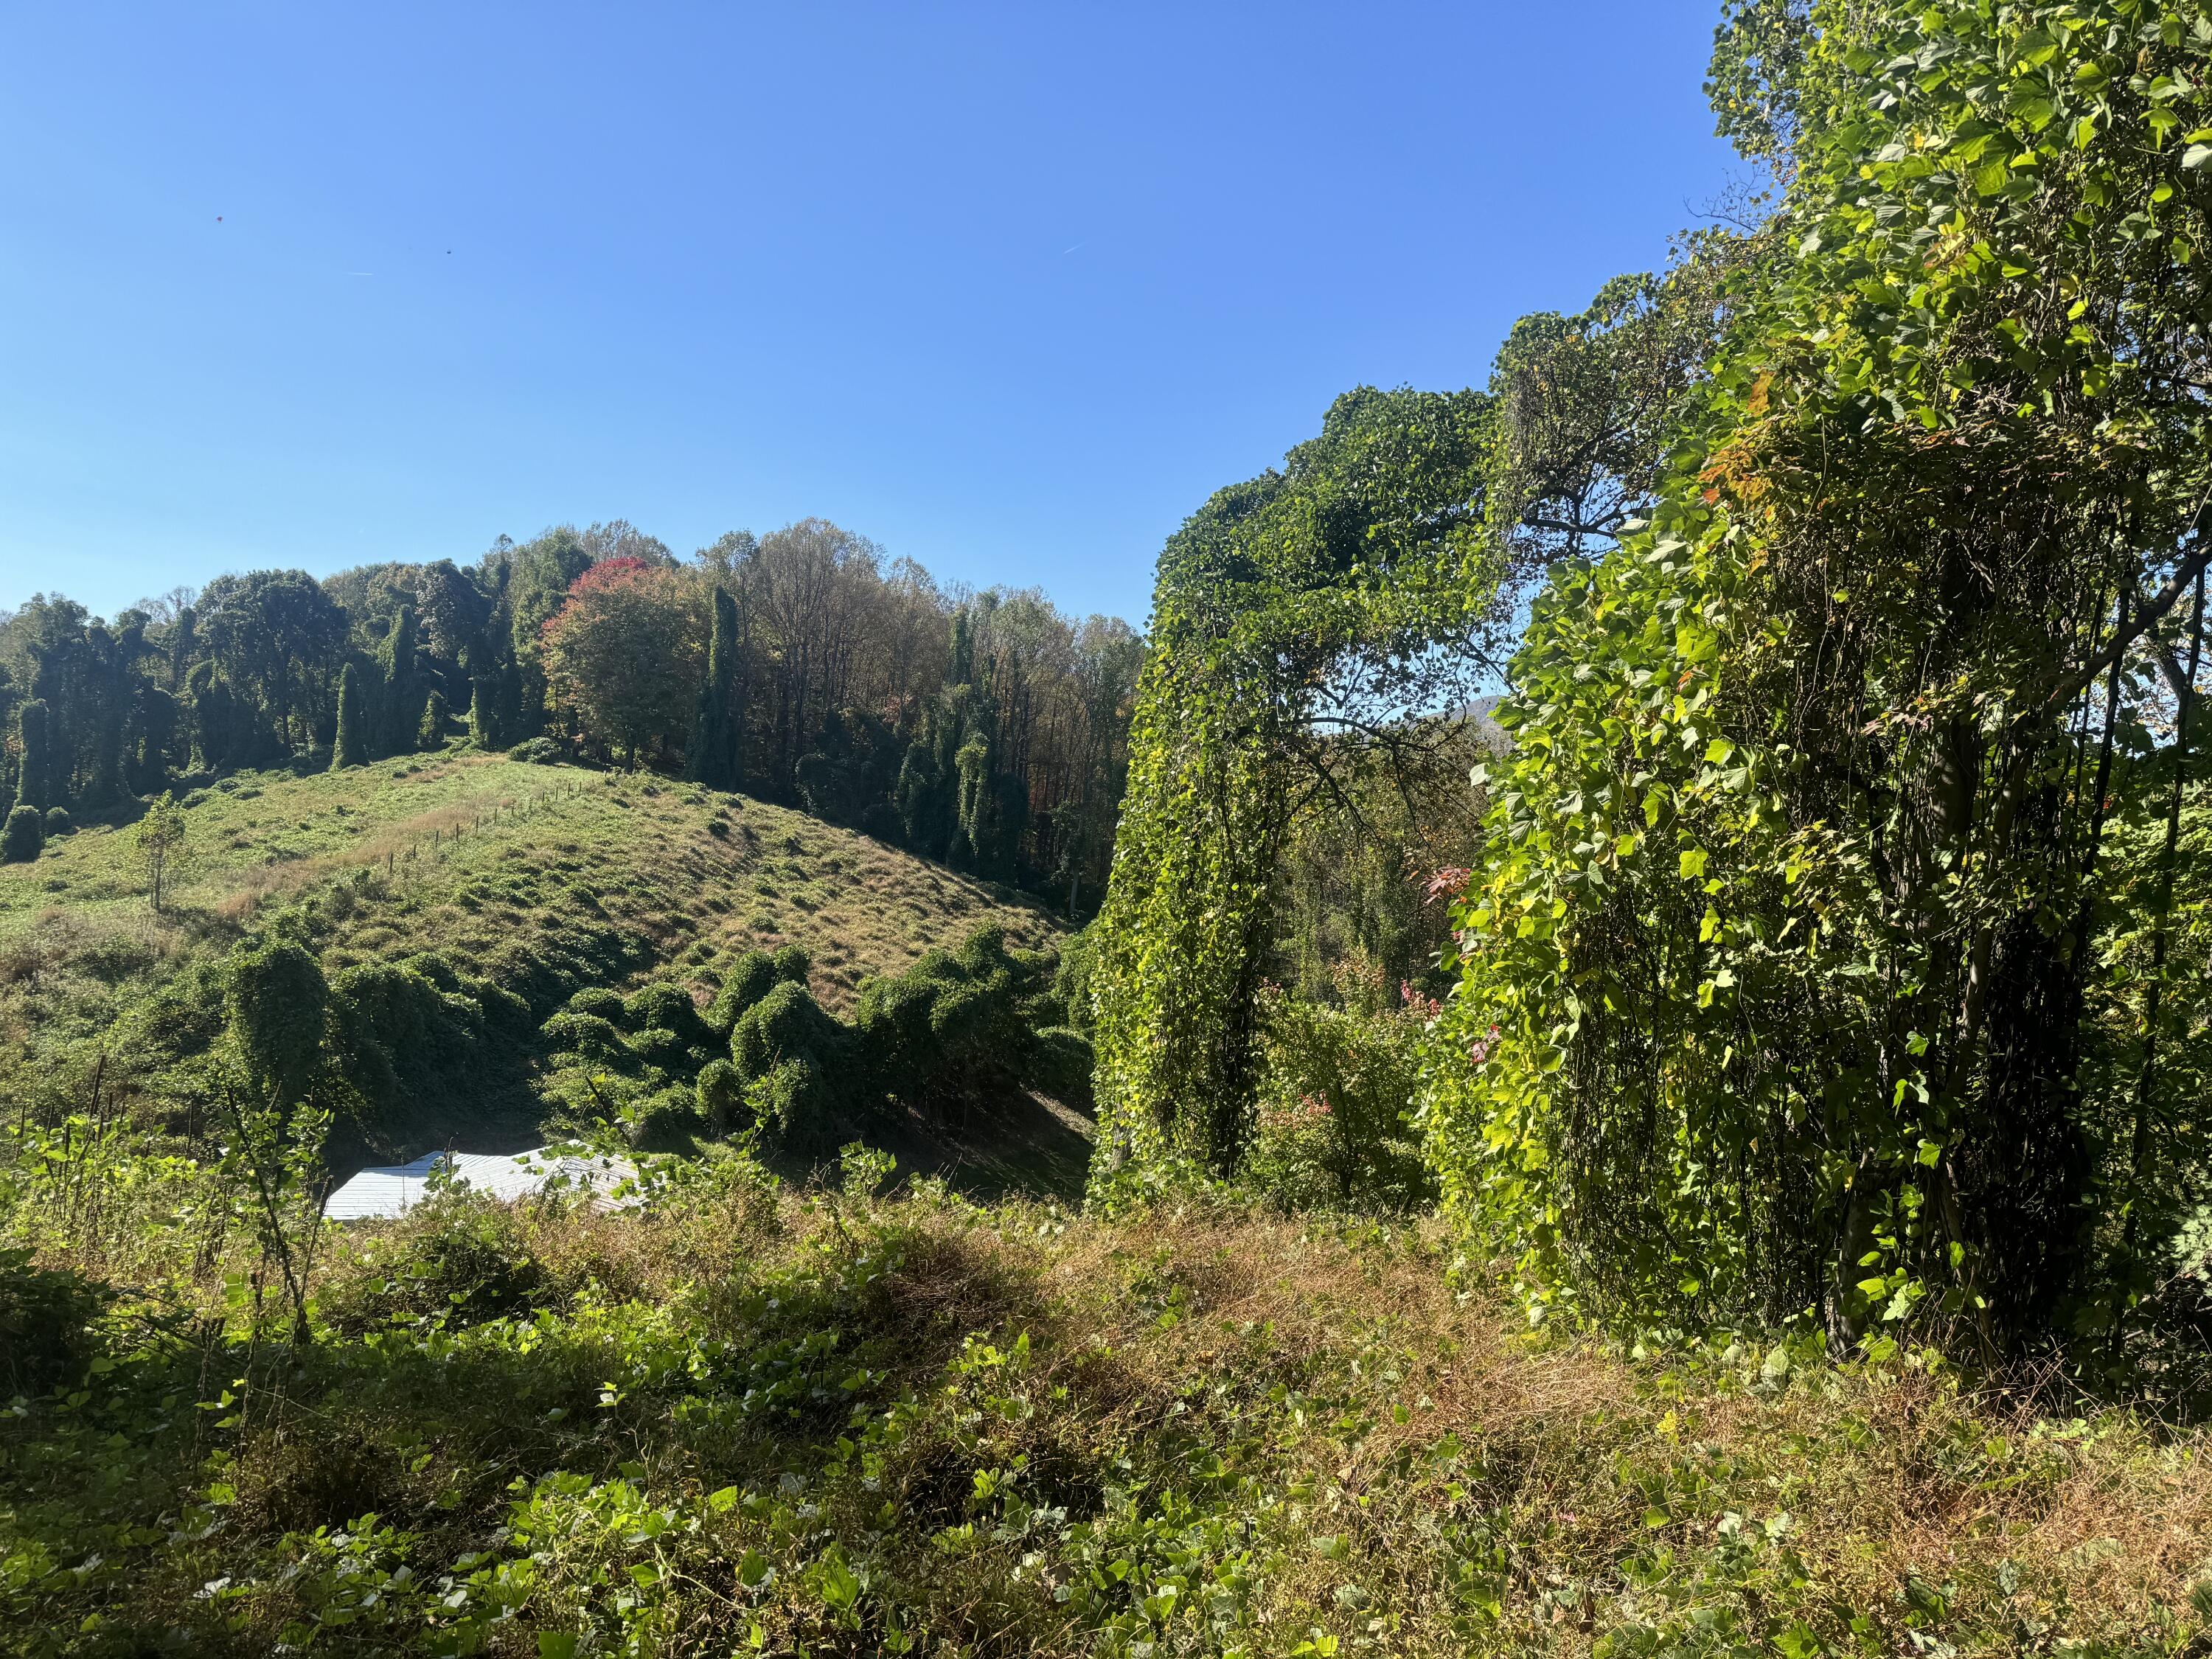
{"left": 41, "top": 807, "right": 72, "bottom": 837}
{"left": 0, "top": 1249, "right": 109, "bottom": 1394}
{"left": 1, "top": 804, "right": 42, "bottom": 863}
{"left": 566, "top": 986, "right": 627, "bottom": 1026}
{"left": 708, "top": 948, "right": 805, "bottom": 1034}
{"left": 1245, "top": 990, "right": 1431, "bottom": 1214}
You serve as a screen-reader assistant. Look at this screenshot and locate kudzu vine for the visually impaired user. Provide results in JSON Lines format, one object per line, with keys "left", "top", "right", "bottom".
{"left": 1088, "top": 386, "right": 1500, "bottom": 1188}
{"left": 1428, "top": 0, "right": 2212, "bottom": 1360}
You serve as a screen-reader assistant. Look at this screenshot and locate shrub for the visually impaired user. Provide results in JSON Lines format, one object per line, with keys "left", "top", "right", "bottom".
{"left": 507, "top": 736, "right": 567, "bottom": 765}
{"left": 707, "top": 949, "right": 801, "bottom": 1034}
{"left": 566, "top": 987, "right": 627, "bottom": 1026}
{"left": 0, "top": 805, "right": 41, "bottom": 863}
{"left": 771, "top": 943, "right": 812, "bottom": 986}
{"left": 629, "top": 1086, "right": 704, "bottom": 1152}
{"left": 41, "top": 807, "right": 72, "bottom": 837}
{"left": 1244, "top": 990, "right": 1432, "bottom": 1214}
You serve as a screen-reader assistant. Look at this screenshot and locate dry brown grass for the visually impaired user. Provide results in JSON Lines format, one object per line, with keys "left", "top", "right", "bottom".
{"left": 331, "top": 1186, "right": 2210, "bottom": 1648}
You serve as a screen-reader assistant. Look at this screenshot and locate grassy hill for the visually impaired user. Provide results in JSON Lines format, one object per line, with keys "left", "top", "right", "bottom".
{"left": 0, "top": 752, "right": 1085, "bottom": 1192}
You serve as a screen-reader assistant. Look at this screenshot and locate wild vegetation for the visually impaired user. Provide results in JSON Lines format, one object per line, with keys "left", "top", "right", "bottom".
{"left": 0, "top": 753, "right": 1079, "bottom": 1186}
{"left": 12, "top": 1174, "right": 2212, "bottom": 1656}
{"left": 0, "top": 518, "right": 1139, "bottom": 915}
{"left": 15, "top": 0, "right": 2212, "bottom": 1652}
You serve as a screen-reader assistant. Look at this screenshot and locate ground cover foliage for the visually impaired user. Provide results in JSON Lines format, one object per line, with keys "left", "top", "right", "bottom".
{"left": 10, "top": 1172, "right": 2212, "bottom": 1658}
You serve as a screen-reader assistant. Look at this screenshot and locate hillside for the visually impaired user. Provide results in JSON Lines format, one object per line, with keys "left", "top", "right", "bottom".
{"left": 0, "top": 753, "right": 1086, "bottom": 1192}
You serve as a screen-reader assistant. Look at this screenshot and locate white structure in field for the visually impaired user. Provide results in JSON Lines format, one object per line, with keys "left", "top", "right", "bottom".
{"left": 322, "top": 1147, "right": 639, "bottom": 1221}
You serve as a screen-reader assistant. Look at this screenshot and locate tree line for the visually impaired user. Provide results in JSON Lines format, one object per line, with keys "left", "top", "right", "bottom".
{"left": 0, "top": 517, "right": 1142, "bottom": 910}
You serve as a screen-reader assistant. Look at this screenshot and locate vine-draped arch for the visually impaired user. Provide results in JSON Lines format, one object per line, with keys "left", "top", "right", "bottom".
{"left": 1088, "top": 386, "right": 1504, "bottom": 1186}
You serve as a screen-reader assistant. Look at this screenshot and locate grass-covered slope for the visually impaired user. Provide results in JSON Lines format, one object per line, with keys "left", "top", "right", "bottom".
{"left": 0, "top": 754, "right": 1074, "bottom": 1182}
{"left": 5, "top": 1179, "right": 2206, "bottom": 1655}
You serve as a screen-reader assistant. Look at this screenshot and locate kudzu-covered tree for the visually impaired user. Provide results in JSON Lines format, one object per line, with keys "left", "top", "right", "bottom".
{"left": 330, "top": 661, "right": 367, "bottom": 769}
{"left": 417, "top": 689, "right": 449, "bottom": 752}
{"left": 1090, "top": 387, "right": 1501, "bottom": 1182}
{"left": 378, "top": 605, "right": 422, "bottom": 758}
{"left": 128, "top": 683, "right": 179, "bottom": 795}
{"left": 687, "top": 585, "right": 746, "bottom": 790}
{"left": 1429, "top": 0, "right": 2212, "bottom": 1360}
{"left": 0, "top": 804, "right": 41, "bottom": 863}
{"left": 15, "top": 698, "right": 58, "bottom": 812}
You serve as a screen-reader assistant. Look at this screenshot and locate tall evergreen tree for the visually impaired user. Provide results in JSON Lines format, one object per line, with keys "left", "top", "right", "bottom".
{"left": 128, "top": 685, "right": 180, "bottom": 795}
{"left": 331, "top": 662, "right": 366, "bottom": 769}
{"left": 377, "top": 606, "right": 420, "bottom": 758}
{"left": 466, "top": 675, "right": 493, "bottom": 748}
{"left": 17, "top": 699, "right": 58, "bottom": 811}
{"left": 417, "top": 689, "right": 448, "bottom": 751}
{"left": 687, "top": 585, "right": 745, "bottom": 789}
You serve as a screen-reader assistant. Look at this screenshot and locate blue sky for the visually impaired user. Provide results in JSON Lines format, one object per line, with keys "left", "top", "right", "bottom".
{"left": 1, "top": 3, "right": 1742, "bottom": 628}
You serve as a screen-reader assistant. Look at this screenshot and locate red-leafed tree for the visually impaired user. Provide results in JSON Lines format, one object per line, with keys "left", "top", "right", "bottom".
{"left": 540, "top": 558, "right": 706, "bottom": 768}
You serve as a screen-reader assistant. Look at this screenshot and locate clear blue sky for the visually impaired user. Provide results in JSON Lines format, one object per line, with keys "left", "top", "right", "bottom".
{"left": 1, "top": 3, "right": 1742, "bottom": 628}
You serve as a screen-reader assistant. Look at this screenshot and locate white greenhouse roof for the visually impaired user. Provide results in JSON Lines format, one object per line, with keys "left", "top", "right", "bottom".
{"left": 323, "top": 1147, "right": 639, "bottom": 1222}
